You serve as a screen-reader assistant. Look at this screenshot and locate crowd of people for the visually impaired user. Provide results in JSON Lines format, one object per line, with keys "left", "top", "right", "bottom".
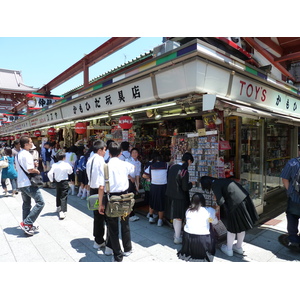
{"left": 1, "top": 135, "right": 299, "bottom": 262}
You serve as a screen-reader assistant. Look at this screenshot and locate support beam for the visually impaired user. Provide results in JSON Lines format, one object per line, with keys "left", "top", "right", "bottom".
{"left": 37, "top": 37, "right": 139, "bottom": 94}
{"left": 274, "top": 51, "right": 300, "bottom": 63}
{"left": 243, "top": 37, "right": 295, "bottom": 82}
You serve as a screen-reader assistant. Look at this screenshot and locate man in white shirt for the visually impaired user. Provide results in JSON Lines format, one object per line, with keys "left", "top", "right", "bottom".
{"left": 101, "top": 142, "right": 135, "bottom": 262}
{"left": 48, "top": 151, "right": 73, "bottom": 219}
{"left": 86, "top": 140, "right": 106, "bottom": 250}
{"left": 15, "top": 136, "right": 45, "bottom": 236}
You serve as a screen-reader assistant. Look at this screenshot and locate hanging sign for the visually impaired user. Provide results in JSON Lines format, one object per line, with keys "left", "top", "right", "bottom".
{"left": 48, "top": 127, "right": 56, "bottom": 136}
{"left": 75, "top": 122, "right": 87, "bottom": 134}
{"left": 34, "top": 130, "right": 41, "bottom": 137}
{"left": 119, "top": 116, "right": 133, "bottom": 130}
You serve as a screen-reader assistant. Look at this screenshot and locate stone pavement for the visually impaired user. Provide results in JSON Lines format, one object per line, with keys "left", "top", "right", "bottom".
{"left": 0, "top": 185, "right": 299, "bottom": 263}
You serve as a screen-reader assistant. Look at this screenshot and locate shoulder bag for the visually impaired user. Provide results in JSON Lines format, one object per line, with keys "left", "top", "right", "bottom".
{"left": 17, "top": 155, "right": 43, "bottom": 188}
{"left": 104, "top": 165, "right": 135, "bottom": 219}
{"left": 0, "top": 156, "right": 9, "bottom": 169}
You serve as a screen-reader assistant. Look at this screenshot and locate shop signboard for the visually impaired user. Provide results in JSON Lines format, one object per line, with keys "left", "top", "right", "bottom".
{"left": 230, "top": 75, "right": 300, "bottom": 118}
{"left": 60, "top": 77, "right": 155, "bottom": 119}
{"left": 29, "top": 108, "right": 63, "bottom": 127}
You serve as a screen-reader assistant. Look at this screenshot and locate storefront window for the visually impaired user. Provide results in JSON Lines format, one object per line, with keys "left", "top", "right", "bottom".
{"left": 240, "top": 118, "right": 263, "bottom": 209}
{"left": 264, "top": 119, "right": 290, "bottom": 192}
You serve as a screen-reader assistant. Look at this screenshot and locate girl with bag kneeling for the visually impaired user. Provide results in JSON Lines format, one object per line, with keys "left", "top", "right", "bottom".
{"left": 177, "top": 193, "right": 218, "bottom": 262}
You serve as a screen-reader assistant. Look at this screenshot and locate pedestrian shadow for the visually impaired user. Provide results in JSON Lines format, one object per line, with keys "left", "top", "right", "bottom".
{"left": 40, "top": 212, "right": 57, "bottom": 217}
{"left": 3, "top": 226, "right": 36, "bottom": 238}
{"left": 70, "top": 238, "right": 111, "bottom": 262}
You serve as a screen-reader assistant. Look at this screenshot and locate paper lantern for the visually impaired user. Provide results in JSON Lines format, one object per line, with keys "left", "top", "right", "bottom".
{"left": 15, "top": 134, "right": 21, "bottom": 139}
{"left": 75, "top": 122, "right": 87, "bottom": 134}
{"left": 34, "top": 130, "right": 41, "bottom": 137}
{"left": 48, "top": 127, "right": 56, "bottom": 136}
{"left": 9, "top": 135, "right": 14, "bottom": 140}
{"left": 119, "top": 116, "right": 133, "bottom": 130}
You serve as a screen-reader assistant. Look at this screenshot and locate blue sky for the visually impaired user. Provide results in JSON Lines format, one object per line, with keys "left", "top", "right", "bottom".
{"left": 0, "top": 37, "right": 163, "bottom": 96}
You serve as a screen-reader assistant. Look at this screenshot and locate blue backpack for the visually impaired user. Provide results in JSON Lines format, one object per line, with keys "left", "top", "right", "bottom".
{"left": 77, "top": 155, "right": 87, "bottom": 171}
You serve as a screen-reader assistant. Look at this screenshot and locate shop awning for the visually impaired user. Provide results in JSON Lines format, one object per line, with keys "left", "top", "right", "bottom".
{"left": 217, "top": 99, "right": 300, "bottom": 125}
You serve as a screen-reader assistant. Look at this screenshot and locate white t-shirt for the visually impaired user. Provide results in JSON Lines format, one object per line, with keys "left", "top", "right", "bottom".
{"left": 86, "top": 154, "right": 105, "bottom": 189}
{"left": 184, "top": 206, "right": 218, "bottom": 235}
{"left": 15, "top": 149, "right": 35, "bottom": 188}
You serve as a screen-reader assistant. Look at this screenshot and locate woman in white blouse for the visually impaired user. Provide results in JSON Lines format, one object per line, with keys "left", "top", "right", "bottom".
{"left": 177, "top": 192, "right": 218, "bottom": 262}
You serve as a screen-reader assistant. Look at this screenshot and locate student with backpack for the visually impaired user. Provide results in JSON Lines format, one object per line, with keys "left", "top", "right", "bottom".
{"left": 281, "top": 154, "right": 300, "bottom": 250}
{"left": 76, "top": 147, "right": 89, "bottom": 200}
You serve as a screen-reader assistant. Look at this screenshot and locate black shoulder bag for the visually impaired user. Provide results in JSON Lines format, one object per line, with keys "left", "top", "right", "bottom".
{"left": 17, "top": 154, "right": 44, "bottom": 188}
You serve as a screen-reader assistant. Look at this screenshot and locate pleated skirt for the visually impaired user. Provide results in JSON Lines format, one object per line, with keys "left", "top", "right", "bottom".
{"left": 226, "top": 196, "right": 259, "bottom": 233}
{"left": 149, "top": 184, "right": 167, "bottom": 212}
{"left": 177, "top": 230, "right": 216, "bottom": 262}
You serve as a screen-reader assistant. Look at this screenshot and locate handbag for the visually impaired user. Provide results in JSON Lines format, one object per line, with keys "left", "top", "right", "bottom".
{"left": 0, "top": 156, "right": 9, "bottom": 169}
{"left": 17, "top": 155, "right": 44, "bottom": 188}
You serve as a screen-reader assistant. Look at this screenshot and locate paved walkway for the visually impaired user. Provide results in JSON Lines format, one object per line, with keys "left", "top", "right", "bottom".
{"left": 0, "top": 185, "right": 299, "bottom": 262}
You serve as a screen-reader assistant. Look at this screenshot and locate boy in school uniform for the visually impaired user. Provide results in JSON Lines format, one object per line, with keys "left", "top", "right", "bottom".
{"left": 48, "top": 151, "right": 73, "bottom": 219}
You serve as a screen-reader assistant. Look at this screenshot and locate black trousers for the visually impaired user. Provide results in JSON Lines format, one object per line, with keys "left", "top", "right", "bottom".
{"left": 106, "top": 191, "right": 132, "bottom": 262}
{"left": 56, "top": 180, "right": 69, "bottom": 212}
{"left": 90, "top": 188, "right": 106, "bottom": 245}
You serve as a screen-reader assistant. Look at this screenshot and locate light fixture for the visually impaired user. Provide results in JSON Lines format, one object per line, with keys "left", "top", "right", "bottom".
{"left": 146, "top": 109, "right": 154, "bottom": 118}
{"left": 154, "top": 109, "right": 162, "bottom": 120}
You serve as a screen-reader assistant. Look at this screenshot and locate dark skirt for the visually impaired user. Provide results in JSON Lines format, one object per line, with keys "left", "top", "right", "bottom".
{"left": 77, "top": 170, "right": 88, "bottom": 185}
{"left": 149, "top": 184, "right": 166, "bottom": 212}
{"left": 166, "top": 194, "right": 190, "bottom": 220}
{"left": 226, "top": 196, "right": 259, "bottom": 233}
{"left": 177, "top": 230, "right": 216, "bottom": 262}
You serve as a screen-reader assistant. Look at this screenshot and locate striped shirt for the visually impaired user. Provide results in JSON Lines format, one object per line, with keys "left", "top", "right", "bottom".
{"left": 280, "top": 157, "right": 300, "bottom": 204}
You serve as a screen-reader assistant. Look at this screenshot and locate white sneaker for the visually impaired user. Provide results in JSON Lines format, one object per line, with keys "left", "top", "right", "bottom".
{"left": 59, "top": 211, "right": 66, "bottom": 219}
{"left": 129, "top": 215, "right": 139, "bottom": 222}
{"left": 104, "top": 246, "right": 113, "bottom": 256}
{"left": 93, "top": 241, "right": 106, "bottom": 249}
{"left": 146, "top": 213, "right": 150, "bottom": 219}
{"left": 157, "top": 219, "right": 163, "bottom": 227}
{"left": 221, "top": 244, "right": 233, "bottom": 256}
{"left": 123, "top": 250, "right": 133, "bottom": 257}
{"left": 174, "top": 237, "right": 182, "bottom": 244}
{"left": 149, "top": 217, "right": 155, "bottom": 224}
{"left": 232, "top": 244, "right": 244, "bottom": 255}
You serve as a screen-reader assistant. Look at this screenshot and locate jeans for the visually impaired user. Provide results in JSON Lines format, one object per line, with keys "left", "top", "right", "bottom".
{"left": 286, "top": 212, "right": 300, "bottom": 244}
{"left": 56, "top": 180, "right": 69, "bottom": 212}
{"left": 1, "top": 177, "right": 17, "bottom": 191}
{"left": 20, "top": 186, "right": 45, "bottom": 225}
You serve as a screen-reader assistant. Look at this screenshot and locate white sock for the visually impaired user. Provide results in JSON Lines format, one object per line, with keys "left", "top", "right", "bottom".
{"left": 70, "top": 184, "right": 75, "bottom": 195}
{"left": 236, "top": 231, "right": 245, "bottom": 248}
{"left": 173, "top": 219, "right": 182, "bottom": 239}
{"left": 227, "top": 231, "right": 236, "bottom": 250}
{"left": 77, "top": 186, "right": 83, "bottom": 196}
{"left": 81, "top": 188, "right": 87, "bottom": 198}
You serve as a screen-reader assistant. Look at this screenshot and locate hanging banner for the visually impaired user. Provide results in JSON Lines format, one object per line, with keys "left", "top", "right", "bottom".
{"left": 26, "top": 93, "right": 63, "bottom": 110}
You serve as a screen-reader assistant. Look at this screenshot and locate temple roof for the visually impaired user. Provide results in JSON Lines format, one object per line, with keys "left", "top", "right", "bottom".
{"left": 0, "top": 68, "right": 38, "bottom": 94}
